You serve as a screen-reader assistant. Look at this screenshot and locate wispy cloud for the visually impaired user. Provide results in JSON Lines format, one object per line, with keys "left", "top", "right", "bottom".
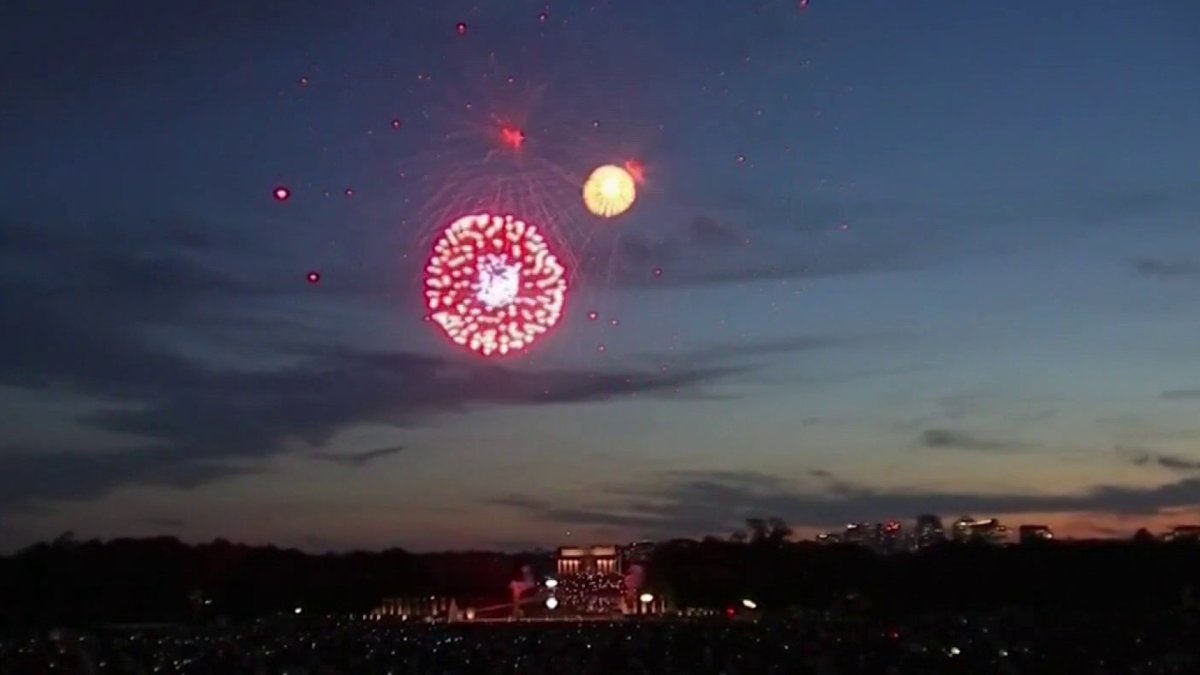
{"left": 490, "top": 468, "right": 1200, "bottom": 539}
{"left": 919, "top": 428, "right": 1037, "bottom": 453}
{"left": 1118, "top": 445, "right": 1200, "bottom": 473}
{"left": 143, "top": 517, "right": 185, "bottom": 529}
{"left": 311, "top": 445, "right": 406, "bottom": 468}
{"left": 0, "top": 217, "right": 781, "bottom": 513}
{"left": 645, "top": 335, "right": 861, "bottom": 367}
{"left": 1161, "top": 390, "right": 1200, "bottom": 401}
{"left": 1156, "top": 455, "right": 1200, "bottom": 472}
{"left": 581, "top": 211, "right": 928, "bottom": 290}
{"left": 600, "top": 181, "right": 1200, "bottom": 290}
{"left": 1132, "top": 258, "right": 1200, "bottom": 279}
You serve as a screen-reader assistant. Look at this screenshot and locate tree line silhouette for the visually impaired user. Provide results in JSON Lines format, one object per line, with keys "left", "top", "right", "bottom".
{"left": 1, "top": 527, "right": 1198, "bottom": 629}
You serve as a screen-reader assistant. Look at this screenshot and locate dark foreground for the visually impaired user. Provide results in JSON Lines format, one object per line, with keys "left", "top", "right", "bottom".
{"left": 3, "top": 611, "right": 1199, "bottom": 675}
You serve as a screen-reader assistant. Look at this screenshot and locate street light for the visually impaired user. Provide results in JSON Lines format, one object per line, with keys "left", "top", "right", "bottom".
{"left": 639, "top": 593, "right": 654, "bottom": 604}
{"left": 545, "top": 597, "right": 559, "bottom": 610}
{"left": 741, "top": 599, "right": 757, "bottom": 610}
{"left": 544, "top": 578, "right": 558, "bottom": 589}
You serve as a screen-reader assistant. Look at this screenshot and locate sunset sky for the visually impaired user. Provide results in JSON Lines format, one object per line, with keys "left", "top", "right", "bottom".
{"left": 2, "top": 0, "right": 1199, "bottom": 552}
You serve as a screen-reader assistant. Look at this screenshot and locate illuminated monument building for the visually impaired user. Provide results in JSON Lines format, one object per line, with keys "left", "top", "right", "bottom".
{"left": 556, "top": 545, "right": 623, "bottom": 577}
{"left": 552, "top": 545, "right": 663, "bottom": 617}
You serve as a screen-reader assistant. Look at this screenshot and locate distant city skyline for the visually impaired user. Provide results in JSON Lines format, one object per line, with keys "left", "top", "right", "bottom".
{"left": 2, "top": 1, "right": 1199, "bottom": 552}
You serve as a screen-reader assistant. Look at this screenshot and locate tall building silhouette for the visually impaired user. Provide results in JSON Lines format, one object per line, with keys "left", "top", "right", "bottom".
{"left": 915, "top": 514, "right": 946, "bottom": 549}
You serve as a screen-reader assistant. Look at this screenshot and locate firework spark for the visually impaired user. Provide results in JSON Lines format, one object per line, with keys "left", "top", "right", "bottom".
{"left": 424, "top": 213, "right": 568, "bottom": 357}
{"left": 499, "top": 126, "right": 526, "bottom": 151}
{"left": 582, "top": 164, "right": 637, "bottom": 218}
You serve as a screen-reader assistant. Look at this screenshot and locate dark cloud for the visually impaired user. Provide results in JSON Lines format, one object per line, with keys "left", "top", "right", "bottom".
{"left": 485, "top": 539, "right": 551, "bottom": 553}
{"left": 0, "top": 219, "right": 264, "bottom": 395}
{"left": 1065, "top": 183, "right": 1200, "bottom": 224}
{"left": 489, "top": 495, "right": 559, "bottom": 511}
{"left": 1161, "top": 390, "right": 1200, "bottom": 401}
{"left": 617, "top": 235, "right": 670, "bottom": 264}
{"left": 649, "top": 335, "right": 859, "bottom": 367}
{"left": 630, "top": 181, "right": 1200, "bottom": 290}
{"left": 1122, "top": 448, "right": 1151, "bottom": 466}
{"left": 490, "top": 469, "right": 1200, "bottom": 539}
{"left": 1157, "top": 455, "right": 1200, "bottom": 472}
{"left": 1118, "top": 445, "right": 1200, "bottom": 473}
{"left": 0, "top": 217, "right": 774, "bottom": 513}
{"left": 143, "top": 517, "right": 185, "bottom": 530}
{"left": 0, "top": 448, "right": 263, "bottom": 508}
{"left": 631, "top": 243, "right": 920, "bottom": 289}
{"left": 1132, "top": 258, "right": 1200, "bottom": 279}
{"left": 587, "top": 212, "right": 926, "bottom": 290}
{"left": 2, "top": 0, "right": 355, "bottom": 102}
{"left": 687, "top": 215, "right": 744, "bottom": 247}
{"left": 0, "top": 348, "right": 744, "bottom": 512}
{"left": 919, "top": 428, "right": 1036, "bottom": 453}
{"left": 311, "top": 445, "right": 406, "bottom": 468}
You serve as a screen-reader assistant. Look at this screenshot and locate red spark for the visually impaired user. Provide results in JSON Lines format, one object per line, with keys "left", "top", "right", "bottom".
{"left": 298, "top": 76, "right": 309, "bottom": 87}
{"left": 597, "top": 344, "right": 607, "bottom": 353}
{"left": 587, "top": 311, "right": 599, "bottom": 321}
{"left": 306, "top": 271, "right": 321, "bottom": 284}
{"left": 273, "top": 186, "right": 291, "bottom": 201}
{"left": 455, "top": 22, "right": 467, "bottom": 35}
{"left": 538, "top": 12, "right": 548, "bottom": 23}
{"left": 344, "top": 188, "right": 354, "bottom": 197}
{"left": 736, "top": 154, "right": 747, "bottom": 164}
{"left": 391, "top": 119, "right": 402, "bottom": 129}
{"left": 609, "top": 318, "right": 619, "bottom": 326}
{"left": 653, "top": 267, "right": 663, "bottom": 277}
{"left": 799, "top": 0, "right": 810, "bottom": 9}
{"left": 499, "top": 126, "right": 526, "bottom": 150}
{"left": 424, "top": 213, "right": 568, "bottom": 357}
{"left": 624, "top": 160, "right": 645, "bottom": 184}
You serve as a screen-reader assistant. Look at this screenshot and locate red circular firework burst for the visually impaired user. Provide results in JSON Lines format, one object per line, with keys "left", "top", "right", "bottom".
{"left": 424, "top": 213, "right": 568, "bottom": 357}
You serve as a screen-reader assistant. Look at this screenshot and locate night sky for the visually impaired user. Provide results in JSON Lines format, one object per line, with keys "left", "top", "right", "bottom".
{"left": 2, "top": 1, "right": 1199, "bottom": 552}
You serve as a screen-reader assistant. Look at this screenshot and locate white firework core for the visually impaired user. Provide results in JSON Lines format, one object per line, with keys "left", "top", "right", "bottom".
{"left": 474, "top": 254, "right": 521, "bottom": 309}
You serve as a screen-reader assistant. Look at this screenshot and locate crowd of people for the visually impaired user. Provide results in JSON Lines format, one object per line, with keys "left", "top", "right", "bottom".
{"left": 554, "top": 571, "right": 626, "bottom": 614}
{"left": 2, "top": 610, "right": 1198, "bottom": 674}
